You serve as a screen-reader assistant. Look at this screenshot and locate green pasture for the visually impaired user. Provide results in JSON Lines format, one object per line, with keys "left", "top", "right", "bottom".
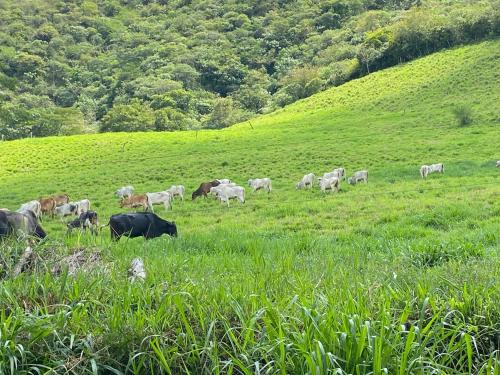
{"left": 0, "top": 41, "right": 498, "bottom": 373}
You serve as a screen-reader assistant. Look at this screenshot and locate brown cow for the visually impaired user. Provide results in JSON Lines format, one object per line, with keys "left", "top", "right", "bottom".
{"left": 120, "top": 195, "right": 149, "bottom": 211}
{"left": 192, "top": 180, "right": 220, "bottom": 200}
{"left": 52, "top": 194, "right": 70, "bottom": 207}
{"left": 39, "top": 197, "right": 56, "bottom": 217}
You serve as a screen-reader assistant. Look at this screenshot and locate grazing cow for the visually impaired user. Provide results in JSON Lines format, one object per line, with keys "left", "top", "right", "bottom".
{"left": 209, "top": 184, "right": 235, "bottom": 198}
{"left": 333, "top": 167, "right": 346, "bottom": 180}
{"left": 0, "top": 210, "right": 46, "bottom": 240}
{"left": 146, "top": 191, "right": 172, "bottom": 212}
{"left": 420, "top": 163, "right": 444, "bottom": 179}
{"left": 216, "top": 179, "right": 231, "bottom": 185}
{"left": 348, "top": 170, "right": 368, "bottom": 185}
{"left": 296, "top": 173, "right": 315, "bottom": 190}
{"left": 52, "top": 194, "right": 70, "bottom": 207}
{"left": 73, "top": 199, "right": 91, "bottom": 215}
{"left": 115, "top": 185, "right": 134, "bottom": 199}
{"left": 192, "top": 180, "right": 220, "bottom": 200}
{"left": 39, "top": 197, "right": 56, "bottom": 217}
{"left": 17, "top": 200, "right": 42, "bottom": 219}
{"left": 67, "top": 211, "right": 99, "bottom": 235}
{"left": 496, "top": 160, "right": 500, "bottom": 167}
{"left": 319, "top": 176, "right": 340, "bottom": 193}
{"left": 109, "top": 212, "right": 177, "bottom": 241}
{"left": 55, "top": 203, "right": 78, "bottom": 218}
{"left": 120, "top": 195, "right": 149, "bottom": 211}
{"left": 248, "top": 178, "right": 272, "bottom": 193}
{"left": 319, "top": 170, "right": 343, "bottom": 182}
{"left": 214, "top": 185, "right": 245, "bottom": 206}
{"left": 166, "top": 185, "right": 185, "bottom": 201}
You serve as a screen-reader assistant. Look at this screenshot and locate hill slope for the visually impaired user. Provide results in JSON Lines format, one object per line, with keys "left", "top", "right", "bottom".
{"left": 0, "top": 0, "right": 498, "bottom": 137}
{"left": 0, "top": 41, "right": 498, "bottom": 373}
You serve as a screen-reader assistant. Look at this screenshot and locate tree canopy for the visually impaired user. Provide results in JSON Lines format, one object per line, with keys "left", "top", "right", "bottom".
{"left": 0, "top": 0, "right": 498, "bottom": 139}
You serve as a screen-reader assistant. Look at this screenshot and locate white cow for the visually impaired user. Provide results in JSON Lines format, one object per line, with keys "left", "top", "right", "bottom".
{"left": 348, "top": 170, "right": 368, "bottom": 185}
{"left": 115, "top": 185, "right": 134, "bottom": 199}
{"left": 319, "top": 170, "right": 343, "bottom": 182}
{"left": 247, "top": 178, "right": 272, "bottom": 193}
{"left": 209, "top": 185, "right": 224, "bottom": 197}
{"left": 166, "top": 185, "right": 185, "bottom": 201}
{"left": 333, "top": 167, "right": 346, "bottom": 180}
{"left": 216, "top": 179, "right": 231, "bottom": 185}
{"left": 17, "top": 200, "right": 42, "bottom": 219}
{"left": 55, "top": 203, "right": 78, "bottom": 218}
{"left": 420, "top": 163, "right": 444, "bottom": 179}
{"left": 214, "top": 185, "right": 245, "bottom": 206}
{"left": 209, "top": 184, "right": 235, "bottom": 199}
{"left": 72, "top": 199, "right": 91, "bottom": 215}
{"left": 296, "top": 173, "right": 315, "bottom": 189}
{"left": 146, "top": 191, "right": 173, "bottom": 212}
{"left": 496, "top": 160, "right": 500, "bottom": 168}
{"left": 319, "top": 176, "right": 340, "bottom": 193}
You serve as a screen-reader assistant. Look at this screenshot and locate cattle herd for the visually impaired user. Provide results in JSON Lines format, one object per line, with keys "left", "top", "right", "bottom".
{"left": 0, "top": 161, "right": 498, "bottom": 242}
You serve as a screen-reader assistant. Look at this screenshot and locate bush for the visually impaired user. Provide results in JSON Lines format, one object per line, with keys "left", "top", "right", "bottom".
{"left": 452, "top": 105, "right": 473, "bottom": 127}
{"left": 99, "top": 100, "right": 156, "bottom": 132}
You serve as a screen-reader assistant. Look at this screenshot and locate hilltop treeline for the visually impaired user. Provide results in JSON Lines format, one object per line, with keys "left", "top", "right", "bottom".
{"left": 0, "top": 0, "right": 498, "bottom": 139}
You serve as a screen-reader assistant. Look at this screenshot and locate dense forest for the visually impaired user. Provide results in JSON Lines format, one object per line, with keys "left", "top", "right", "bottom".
{"left": 0, "top": 0, "right": 498, "bottom": 139}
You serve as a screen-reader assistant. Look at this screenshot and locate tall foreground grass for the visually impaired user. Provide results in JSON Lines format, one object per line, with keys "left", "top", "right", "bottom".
{"left": 0, "top": 41, "right": 499, "bottom": 372}
{"left": 0, "top": 224, "right": 498, "bottom": 373}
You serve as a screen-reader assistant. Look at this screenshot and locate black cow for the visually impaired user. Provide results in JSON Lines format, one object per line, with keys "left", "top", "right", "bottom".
{"left": 0, "top": 209, "right": 46, "bottom": 240}
{"left": 109, "top": 212, "right": 177, "bottom": 241}
{"left": 67, "top": 211, "right": 99, "bottom": 235}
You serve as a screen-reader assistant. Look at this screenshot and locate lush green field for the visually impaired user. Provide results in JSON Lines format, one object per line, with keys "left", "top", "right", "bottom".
{"left": 0, "top": 41, "right": 499, "bottom": 374}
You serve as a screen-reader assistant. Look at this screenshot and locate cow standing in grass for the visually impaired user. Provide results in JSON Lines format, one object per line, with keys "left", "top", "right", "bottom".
{"left": 0, "top": 209, "right": 46, "bottom": 240}
{"left": 214, "top": 185, "right": 245, "bottom": 206}
{"left": 248, "top": 178, "right": 272, "bottom": 193}
{"left": 109, "top": 212, "right": 177, "bottom": 240}
{"left": 73, "top": 199, "right": 91, "bottom": 215}
{"left": 55, "top": 203, "right": 78, "bottom": 218}
{"left": 166, "top": 185, "right": 185, "bottom": 201}
{"left": 319, "top": 176, "right": 340, "bottom": 193}
{"left": 115, "top": 185, "right": 134, "bottom": 199}
{"left": 17, "top": 201, "right": 42, "bottom": 219}
{"left": 192, "top": 180, "right": 220, "bottom": 200}
{"left": 296, "top": 173, "right": 315, "bottom": 189}
{"left": 348, "top": 170, "right": 368, "bottom": 185}
{"left": 67, "top": 211, "right": 99, "bottom": 235}
{"left": 39, "top": 197, "right": 56, "bottom": 217}
{"left": 420, "top": 163, "right": 444, "bottom": 179}
{"left": 52, "top": 194, "right": 70, "bottom": 207}
{"left": 147, "top": 191, "right": 173, "bottom": 212}
{"left": 120, "top": 195, "right": 150, "bottom": 211}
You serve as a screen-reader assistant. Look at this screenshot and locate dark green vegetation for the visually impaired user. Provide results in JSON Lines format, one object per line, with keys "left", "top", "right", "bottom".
{"left": 1, "top": 0, "right": 499, "bottom": 139}
{"left": 0, "top": 41, "right": 499, "bottom": 373}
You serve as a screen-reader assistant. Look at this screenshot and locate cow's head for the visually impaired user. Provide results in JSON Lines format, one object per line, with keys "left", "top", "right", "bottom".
{"left": 162, "top": 220, "right": 177, "bottom": 237}
{"left": 86, "top": 211, "right": 98, "bottom": 225}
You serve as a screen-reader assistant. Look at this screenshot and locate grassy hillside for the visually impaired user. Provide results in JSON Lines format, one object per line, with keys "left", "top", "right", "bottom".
{"left": 0, "top": 41, "right": 499, "bottom": 373}
{"left": 0, "top": 0, "right": 498, "bottom": 138}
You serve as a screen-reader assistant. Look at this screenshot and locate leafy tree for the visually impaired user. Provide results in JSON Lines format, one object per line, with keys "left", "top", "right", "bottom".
{"left": 100, "top": 100, "right": 155, "bottom": 132}
{"left": 155, "top": 108, "right": 198, "bottom": 131}
{"left": 203, "top": 98, "right": 247, "bottom": 129}
{"left": 0, "top": 0, "right": 496, "bottom": 139}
